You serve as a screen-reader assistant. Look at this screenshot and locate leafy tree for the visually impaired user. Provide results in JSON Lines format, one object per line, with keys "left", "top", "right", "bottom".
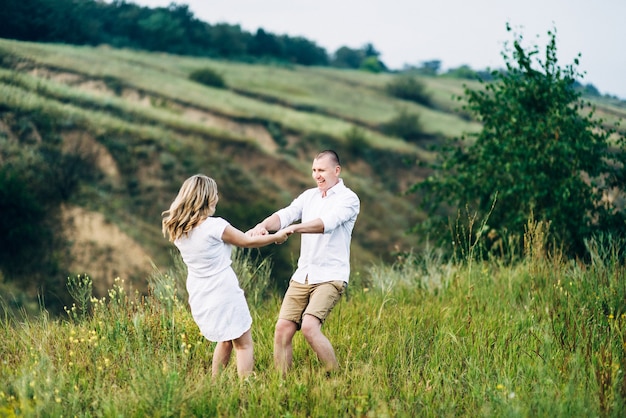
{"left": 331, "top": 44, "right": 386, "bottom": 71}
{"left": 1, "top": 0, "right": 333, "bottom": 66}
{"left": 249, "top": 28, "right": 284, "bottom": 58}
{"left": 360, "top": 56, "right": 384, "bottom": 73}
{"left": 210, "top": 23, "right": 249, "bottom": 57}
{"left": 412, "top": 25, "right": 626, "bottom": 256}
{"left": 282, "top": 36, "right": 328, "bottom": 66}
{"left": 331, "top": 46, "right": 363, "bottom": 69}
{"left": 362, "top": 43, "right": 381, "bottom": 59}
{"left": 137, "top": 9, "right": 186, "bottom": 52}
{"left": 443, "top": 64, "right": 480, "bottom": 80}
{"left": 417, "top": 60, "right": 441, "bottom": 76}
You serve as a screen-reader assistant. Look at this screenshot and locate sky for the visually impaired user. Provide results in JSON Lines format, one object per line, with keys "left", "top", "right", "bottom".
{"left": 126, "top": 0, "right": 626, "bottom": 99}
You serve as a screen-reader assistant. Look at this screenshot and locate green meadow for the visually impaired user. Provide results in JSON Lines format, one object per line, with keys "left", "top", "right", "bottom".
{"left": 2, "top": 37, "right": 626, "bottom": 416}
{"left": 1, "top": 236, "right": 625, "bottom": 417}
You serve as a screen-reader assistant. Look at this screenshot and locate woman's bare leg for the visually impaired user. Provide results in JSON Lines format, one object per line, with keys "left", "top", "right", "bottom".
{"left": 232, "top": 329, "right": 254, "bottom": 377}
{"left": 212, "top": 340, "right": 233, "bottom": 377}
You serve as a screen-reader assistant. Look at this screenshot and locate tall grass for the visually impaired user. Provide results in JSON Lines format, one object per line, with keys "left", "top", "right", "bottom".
{"left": 1, "top": 234, "right": 624, "bottom": 416}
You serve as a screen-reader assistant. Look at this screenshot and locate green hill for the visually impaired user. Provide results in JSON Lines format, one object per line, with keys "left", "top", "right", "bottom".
{"left": 1, "top": 38, "right": 624, "bottom": 309}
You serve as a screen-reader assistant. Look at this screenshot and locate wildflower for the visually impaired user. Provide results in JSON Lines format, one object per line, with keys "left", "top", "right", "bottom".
{"left": 609, "top": 314, "right": 614, "bottom": 319}
{"left": 496, "top": 384, "right": 505, "bottom": 391}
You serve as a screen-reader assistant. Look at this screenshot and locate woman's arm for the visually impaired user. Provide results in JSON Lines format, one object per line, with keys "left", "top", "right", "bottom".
{"left": 223, "top": 225, "right": 289, "bottom": 248}
{"left": 248, "top": 213, "right": 282, "bottom": 235}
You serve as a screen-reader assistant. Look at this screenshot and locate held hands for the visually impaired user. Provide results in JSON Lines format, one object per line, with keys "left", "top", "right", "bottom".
{"left": 273, "top": 228, "right": 293, "bottom": 244}
{"left": 246, "top": 224, "right": 268, "bottom": 237}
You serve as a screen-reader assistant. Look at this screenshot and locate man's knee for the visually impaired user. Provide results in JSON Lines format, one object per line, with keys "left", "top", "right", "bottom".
{"left": 275, "top": 319, "right": 297, "bottom": 342}
{"left": 300, "top": 314, "right": 322, "bottom": 341}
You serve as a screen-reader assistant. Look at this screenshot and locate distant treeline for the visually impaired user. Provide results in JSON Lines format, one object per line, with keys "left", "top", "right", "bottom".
{"left": 0, "top": 0, "right": 611, "bottom": 95}
{"left": 0, "top": 0, "right": 387, "bottom": 70}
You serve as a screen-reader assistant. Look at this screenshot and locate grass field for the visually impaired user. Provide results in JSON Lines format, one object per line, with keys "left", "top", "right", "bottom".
{"left": 1, "top": 37, "right": 625, "bottom": 416}
{"left": 1, "top": 232, "right": 625, "bottom": 417}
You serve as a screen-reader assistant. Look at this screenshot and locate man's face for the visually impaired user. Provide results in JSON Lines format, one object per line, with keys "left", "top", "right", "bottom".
{"left": 312, "top": 155, "right": 340, "bottom": 194}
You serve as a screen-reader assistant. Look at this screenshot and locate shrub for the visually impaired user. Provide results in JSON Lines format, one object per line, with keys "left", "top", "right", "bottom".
{"left": 386, "top": 75, "right": 431, "bottom": 106}
{"left": 345, "top": 126, "right": 369, "bottom": 157}
{"left": 189, "top": 67, "right": 226, "bottom": 88}
{"left": 380, "top": 108, "right": 423, "bottom": 142}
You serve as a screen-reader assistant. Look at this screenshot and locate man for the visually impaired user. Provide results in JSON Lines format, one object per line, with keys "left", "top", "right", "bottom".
{"left": 248, "top": 150, "right": 360, "bottom": 374}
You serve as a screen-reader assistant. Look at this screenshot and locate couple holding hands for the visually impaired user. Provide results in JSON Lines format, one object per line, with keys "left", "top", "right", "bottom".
{"left": 162, "top": 150, "right": 360, "bottom": 377}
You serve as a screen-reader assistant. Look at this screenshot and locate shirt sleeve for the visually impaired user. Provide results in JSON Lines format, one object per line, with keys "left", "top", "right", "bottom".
{"left": 319, "top": 191, "right": 360, "bottom": 233}
{"left": 275, "top": 191, "right": 309, "bottom": 228}
{"left": 209, "top": 217, "right": 230, "bottom": 240}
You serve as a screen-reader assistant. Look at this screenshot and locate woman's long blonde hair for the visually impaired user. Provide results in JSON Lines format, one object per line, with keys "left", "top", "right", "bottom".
{"left": 162, "top": 174, "right": 219, "bottom": 242}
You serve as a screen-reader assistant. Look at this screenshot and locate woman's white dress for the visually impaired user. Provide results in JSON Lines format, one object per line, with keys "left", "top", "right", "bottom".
{"left": 175, "top": 217, "right": 252, "bottom": 342}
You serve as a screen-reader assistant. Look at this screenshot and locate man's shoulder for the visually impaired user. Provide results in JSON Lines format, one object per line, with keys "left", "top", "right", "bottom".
{"left": 297, "top": 187, "right": 319, "bottom": 198}
{"left": 337, "top": 181, "right": 359, "bottom": 200}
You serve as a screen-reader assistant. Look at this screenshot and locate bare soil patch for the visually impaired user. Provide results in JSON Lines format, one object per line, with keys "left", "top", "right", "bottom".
{"left": 62, "top": 205, "right": 153, "bottom": 295}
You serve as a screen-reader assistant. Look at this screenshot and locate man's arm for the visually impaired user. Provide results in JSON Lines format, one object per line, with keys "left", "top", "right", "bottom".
{"left": 248, "top": 213, "right": 282, "bottom": 236}
{"left": 287, "top": 218, "right": 324, "bottom": 234}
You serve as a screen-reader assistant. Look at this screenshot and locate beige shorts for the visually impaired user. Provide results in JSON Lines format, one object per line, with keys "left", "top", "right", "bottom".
{"left": 278, "top": 279, "right": 347, "bottom": 327}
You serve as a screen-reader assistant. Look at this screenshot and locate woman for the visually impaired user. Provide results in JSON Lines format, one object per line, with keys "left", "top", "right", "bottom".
{"left": 162, "top": 174, "right": 290, "bottom": 377}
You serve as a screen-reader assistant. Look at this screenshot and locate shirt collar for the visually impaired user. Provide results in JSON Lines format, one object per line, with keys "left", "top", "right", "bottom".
{"left": 320, "top": 178, "right": 344, "bottom": 197}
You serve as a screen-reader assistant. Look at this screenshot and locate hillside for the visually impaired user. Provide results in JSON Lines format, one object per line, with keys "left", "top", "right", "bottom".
{"left": 1, "top": 38, "right": 624, "bottom": 307}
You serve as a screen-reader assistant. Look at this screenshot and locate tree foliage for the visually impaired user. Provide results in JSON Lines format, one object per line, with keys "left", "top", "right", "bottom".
{"left": 413, "top": 25, "right": 626, "bottom": 256}
{"left": 0, "top": 0, "right": 339, "bottom": 68}
{"left": 331, "top": 43, "right": 387, "bottom": 72}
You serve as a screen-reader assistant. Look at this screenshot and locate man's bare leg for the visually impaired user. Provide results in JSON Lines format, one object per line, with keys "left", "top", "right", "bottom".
{"left": 301, "top": 314, "right": 338, "bottom": 372}
{"left": 274, "top": 319, "right": 297, "bottom": 375}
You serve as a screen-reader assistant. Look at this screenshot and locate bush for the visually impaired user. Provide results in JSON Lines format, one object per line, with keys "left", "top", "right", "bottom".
{"left": 189, "top": 67, "right": 226, "bottom": 88}
{"left": 380, "top": 108, "right": 423, "bottom": 142}
{"left": 345, "top": 126, "right": 369, "bottom": 157}
{"left": 386, "top": 75, "right": 431, "bottom": 106}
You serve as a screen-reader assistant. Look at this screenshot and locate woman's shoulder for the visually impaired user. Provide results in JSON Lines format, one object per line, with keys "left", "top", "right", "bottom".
{"left": 198, "top": 216, "right": 230, "bottom": 236}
